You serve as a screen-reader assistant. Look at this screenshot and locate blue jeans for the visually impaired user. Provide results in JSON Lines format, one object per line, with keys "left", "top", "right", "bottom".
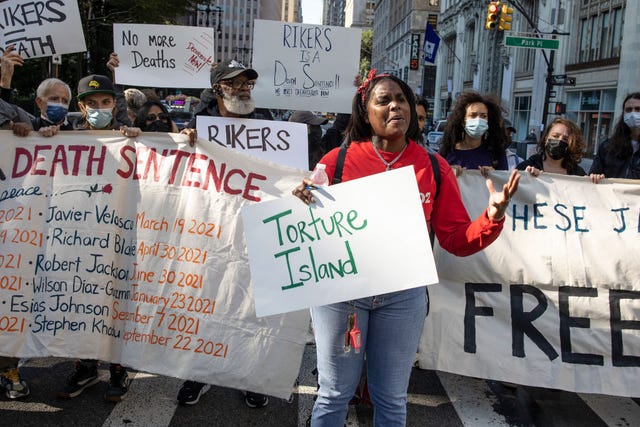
{"left": 311, "top": 286, "right": 428, "bottom": 427}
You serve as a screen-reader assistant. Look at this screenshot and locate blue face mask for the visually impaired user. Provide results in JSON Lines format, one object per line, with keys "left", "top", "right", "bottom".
{"left": 85, "top": 107, "right": 113, "bottom": 129}
{"left": 45, "top": 102, "right": 68, "bottom": 124}
{"left": 464, "top": 117, "right": 489, "bottom": 139}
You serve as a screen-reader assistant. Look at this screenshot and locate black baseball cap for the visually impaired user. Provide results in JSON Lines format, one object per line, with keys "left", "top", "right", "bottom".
{"left": 289, "top": 110, "right": 328, "bottom": 126}
{"left": 77, "top": 74, "right": 116, "bottom": 100}
{"left": 210, "top": 60, "right": 258, "bottom": 85}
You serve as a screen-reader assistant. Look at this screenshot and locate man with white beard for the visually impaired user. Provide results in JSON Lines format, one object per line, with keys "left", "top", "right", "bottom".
{"left": 181, "top": 60, "right": 272, "bottom": 137}
{"left": 176, "top": 59, "right": 271, "bottom": 410}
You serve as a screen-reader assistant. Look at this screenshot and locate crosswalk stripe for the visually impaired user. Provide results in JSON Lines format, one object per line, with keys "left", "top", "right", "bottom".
{"left": 102, "top": 372, "right": 181, "bottom": 427}
{"left": 436, "top": 371, "right": 512, "bottom": 426}
{"left": 579, "top": 393, "right": 640, "bottom": 427}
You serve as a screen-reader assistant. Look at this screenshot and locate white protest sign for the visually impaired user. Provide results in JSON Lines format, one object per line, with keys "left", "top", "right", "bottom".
{"left": 0, "top": 130, "right": 308, "bottom": 399}
{"left": 113, "top": 23, "right": 215, "bottom": 88}
{"left": 0, "top": 0, "right": 86, "bottom": 58}
{"left": 418, "top": 171, "right": 640, "bottom": 398}
{"left": 251, "top": 20, "right": 361, "bottom": 114}
{"left": 242, "top": 166, "right": 438, "bottom": 317}
{"left": 196, "top": 116, "right": 310, "bottom": 171}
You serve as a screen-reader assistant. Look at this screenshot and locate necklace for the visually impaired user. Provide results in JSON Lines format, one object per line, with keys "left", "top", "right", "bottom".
{"left": 371, "top": 141, "right": 408, "bottom": 171}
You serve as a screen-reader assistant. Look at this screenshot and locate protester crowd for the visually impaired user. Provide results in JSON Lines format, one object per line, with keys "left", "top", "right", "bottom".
{"left": 1, "top": 41, "right": 638, "bottom": 427}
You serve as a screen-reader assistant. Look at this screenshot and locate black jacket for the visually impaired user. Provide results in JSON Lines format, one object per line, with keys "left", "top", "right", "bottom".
{"left": 588, "top": 139, "right": 640, "bottom": 179}
{"left": 516, "top": 153, "right": 586, "bottom": 176}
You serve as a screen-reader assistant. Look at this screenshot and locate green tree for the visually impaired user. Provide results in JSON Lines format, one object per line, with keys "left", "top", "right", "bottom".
{"left": 8, "top": 0, "right": 198, "bottom": 112}
{"left": 359, "top": 29, "right": 373, "bottom": 77}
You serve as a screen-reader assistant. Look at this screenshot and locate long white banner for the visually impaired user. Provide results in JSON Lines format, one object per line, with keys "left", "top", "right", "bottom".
{"left": 0, "top": 131, "right": 308, "bottom": 399}
{"left": 418, "top": 171, "right": 640, "bottom": 397}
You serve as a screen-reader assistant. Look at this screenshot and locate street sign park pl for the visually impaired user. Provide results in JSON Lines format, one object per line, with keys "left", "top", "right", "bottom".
{"left": 505, "top": 36, "right": 559, "bottom": 50}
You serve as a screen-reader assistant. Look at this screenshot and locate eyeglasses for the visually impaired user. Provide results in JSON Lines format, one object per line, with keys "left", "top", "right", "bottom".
{"left": 145, "top": 113, "right": 169, "bottom": 122}
{"left": 220, "top": 80, "right": 255, "bottom": 90}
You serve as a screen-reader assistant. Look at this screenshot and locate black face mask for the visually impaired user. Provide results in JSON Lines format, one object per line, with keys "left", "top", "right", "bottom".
{"left": 146, "top": 120, "right": 172, "bottom": 132}
{"left": 545, "top": 139, "right": 568, "bottom": 160}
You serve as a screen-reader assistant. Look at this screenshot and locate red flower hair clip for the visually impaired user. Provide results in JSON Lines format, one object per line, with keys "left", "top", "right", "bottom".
{"left": 357, "top": 69, "right": 390, "bottom": 104}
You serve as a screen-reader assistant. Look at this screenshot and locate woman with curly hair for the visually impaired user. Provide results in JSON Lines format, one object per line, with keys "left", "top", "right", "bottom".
{"left": 516, "top": 117, "right": 588, "bottom": 176}
{"left": 588, "top": 92, "right": 640, "bottom": 179}
{"left": 439, "top": 91, "right": 510, "bottom": 176}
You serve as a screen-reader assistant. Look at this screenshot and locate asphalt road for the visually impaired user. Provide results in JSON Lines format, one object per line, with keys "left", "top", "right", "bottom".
{"left": 2, "top": 344, "right": 639, "bottom": 427}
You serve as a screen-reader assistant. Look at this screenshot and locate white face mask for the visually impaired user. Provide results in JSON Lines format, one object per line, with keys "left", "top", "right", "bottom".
{"left": 623, "top": 112, "right": 640, "bottom": 129}
{"left": 464, "top": 117, "right": 489, "bottom": 139}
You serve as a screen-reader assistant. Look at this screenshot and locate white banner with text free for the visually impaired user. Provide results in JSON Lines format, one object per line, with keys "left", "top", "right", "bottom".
{"left": 418, "top": 171, "right": 640, "bottom": 398}
{"left": 0, "top": 131, "right": 308, "bottom": 399}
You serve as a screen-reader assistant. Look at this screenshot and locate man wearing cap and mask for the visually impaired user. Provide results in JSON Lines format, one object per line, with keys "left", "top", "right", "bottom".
{"left": 177, "top": 60, "right": 271, "bottom": 409}
{"left": 181, "top": 59, "right": 272, "bottom": 141}
{"left": 288, "top": 110, "right": 329, "bottom": 169}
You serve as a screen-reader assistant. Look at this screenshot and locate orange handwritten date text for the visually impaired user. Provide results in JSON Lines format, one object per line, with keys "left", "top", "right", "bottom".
{"left": 172, "top": 218, "right": 223, "bottom": 239}
{"left": 0, "top": 207, "right": 31, "bottom": 223}
{"left": 169, "top": 292, "right": 216, "bottom": 315}
{"left": 0, "top": 229, "right": 43, "bottom": 247}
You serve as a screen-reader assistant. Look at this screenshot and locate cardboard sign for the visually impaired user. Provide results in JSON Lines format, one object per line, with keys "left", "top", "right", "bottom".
{"left": 113, "top": 23, "right": 215, "bottom": 88}
{"left": 251, "top": 20, "right": 361, "bottom": 114}
{"left": 0, "top": 130, "right": 308, "bottom": 399}
{"left": 0, "top": 0, "right": 86, "bottom": 58}
{"left": 242, "top": 166, "right": 438, "bottom": 317}
{"left": 196, "top": 116, "right": 309, "bottom": 171}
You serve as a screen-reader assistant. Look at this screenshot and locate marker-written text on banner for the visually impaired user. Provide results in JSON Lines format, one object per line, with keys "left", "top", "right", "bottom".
{"left": 5, "top": 143, "right": 267, "bottom": 202}
{"left": 0, "top": 131, "right": 310, "bottom": 400}
{"left": 507, "top": 201, "right": 639, "bottom": 234}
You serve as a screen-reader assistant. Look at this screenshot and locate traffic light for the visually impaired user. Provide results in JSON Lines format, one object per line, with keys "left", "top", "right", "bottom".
{"left": 485, "top": 1, "right": 500, "bottom": 30}
{"left": 554, "top": 103, "right": 566, "bottom": 114}
{"left": 499, "top": 4, "right": 514, "bottom": 31}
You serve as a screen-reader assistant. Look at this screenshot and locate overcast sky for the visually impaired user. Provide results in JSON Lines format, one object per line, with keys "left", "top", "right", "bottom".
{"left": 301, "top": 0, "right": 323, "bottom": 24}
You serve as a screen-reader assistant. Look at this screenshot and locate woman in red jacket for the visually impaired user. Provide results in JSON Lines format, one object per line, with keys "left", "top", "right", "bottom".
{"left": 292, "top": 71, "right": 519, "bottom": 426}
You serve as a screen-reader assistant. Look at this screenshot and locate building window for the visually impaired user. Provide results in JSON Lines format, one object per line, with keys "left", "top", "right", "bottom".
{"left": 512, "top": 95, "right": 531, "bottom": 142}
{"left": 464, "top": 24, "right": 475, "bottom": 82}
{"left": 566, "top": 89, "right": 616, "bottom": 157}
{"left": 576, "top": 6, "right": 624, "bottom": 63}
{"left": 515, "top": 1, "right": 537, "bottom": 74}
{"left": 444, "top": 36, "right": 456, "bottom": 82}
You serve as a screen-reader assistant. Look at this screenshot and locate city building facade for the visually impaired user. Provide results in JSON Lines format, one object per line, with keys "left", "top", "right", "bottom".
{"left": 323, "top": 0, "right": 346, "bottom": 26}
{"left": 181, "top": 0, "right": 291, "bottom": 67}
{"left": 426, "top": 0, "right": 637, "bottom": 155}
{"left": 371, "top": 1, "right": 441, "bottom": 121}
{"left": 344, "top": 0, "right": 376, "bottom": 27}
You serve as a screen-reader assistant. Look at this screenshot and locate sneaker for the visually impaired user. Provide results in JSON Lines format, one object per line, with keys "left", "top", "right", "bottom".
{"left": 0, "top": 367, "right": 30, "bottom": 399}
{"left": 177, "top": 380, "right": 210, "bottom": 405}
{"left": 104, "top": 364, "right": 130, "bottom": 402}
{"left": 244, "top": 391, "right": 269, "bottom": 408}
{"left": 57, "top": 361, "right": 100, "bottom": 399}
